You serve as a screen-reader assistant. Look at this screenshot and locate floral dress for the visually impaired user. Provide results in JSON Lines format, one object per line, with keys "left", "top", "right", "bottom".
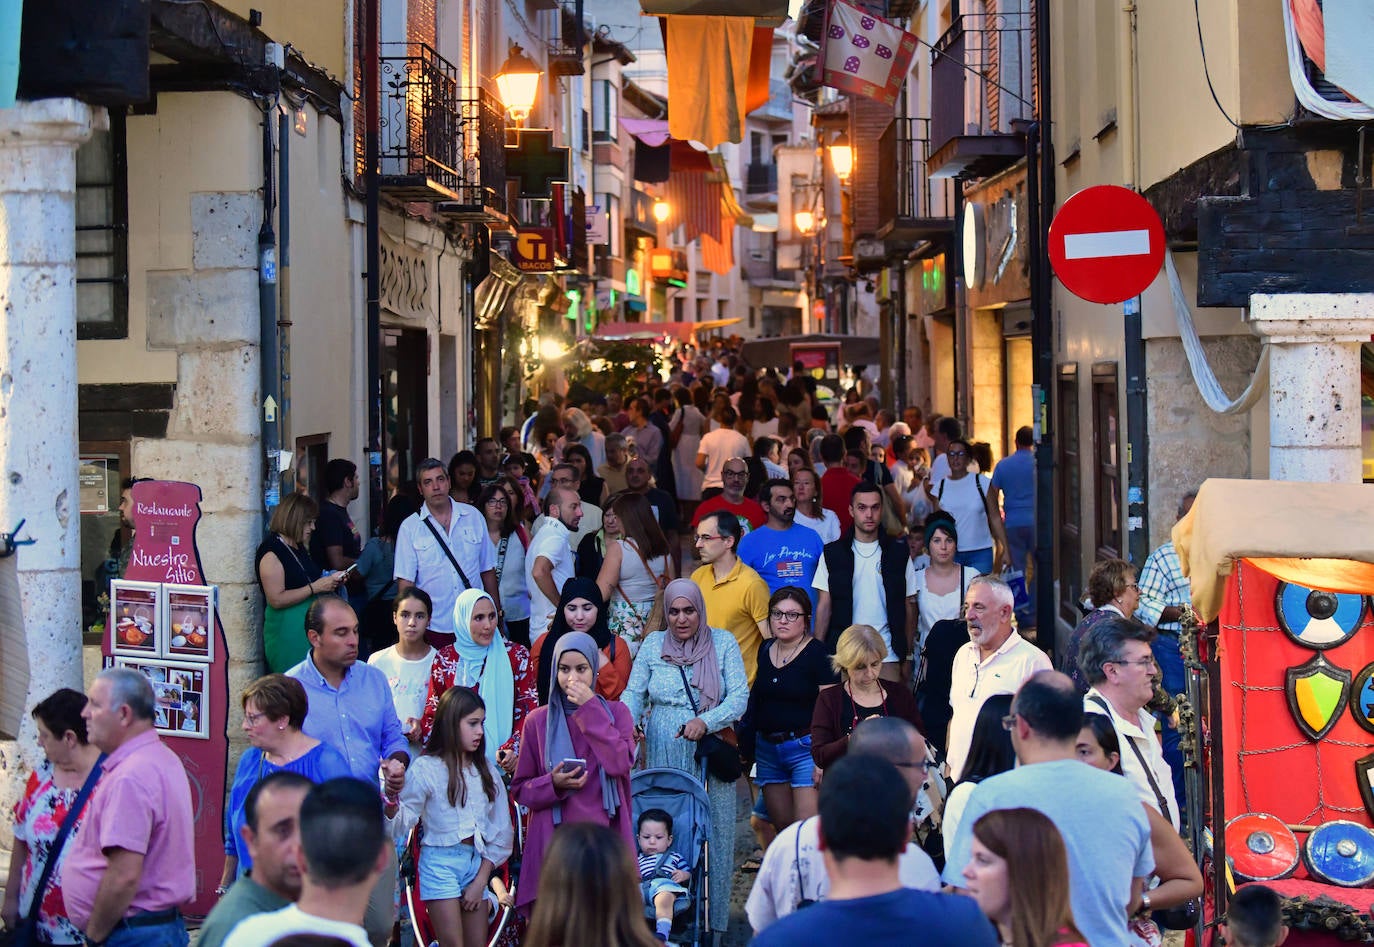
{"left": 11, "top": 762, "right": 91, "bottom": 944}
{"left": 621, "top": 629, "right": 748, "bottom": 933}
{"left": 418, "top": 639, "right": 538, "bottom": 754}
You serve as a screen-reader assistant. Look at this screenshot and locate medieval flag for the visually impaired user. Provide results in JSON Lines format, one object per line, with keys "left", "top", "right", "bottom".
{"left": 820, "top": 0, "right": 918, "bottom": 106}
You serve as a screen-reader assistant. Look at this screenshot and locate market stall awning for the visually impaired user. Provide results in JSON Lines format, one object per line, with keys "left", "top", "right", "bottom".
{"left": 1175, "top": 478, "right": 1374, "bottom": 624}
{"left": 594, "top": 318, "right": 742, "bottom": 342}
{"left": 740, "top": 333, "right": 882, "bottom": 368}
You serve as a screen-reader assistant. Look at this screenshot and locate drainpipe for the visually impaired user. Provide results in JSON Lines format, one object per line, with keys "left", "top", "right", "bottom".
{"left": 1121, "top": 0, "right": 1149, "bottom": 565}
{"left": 277, "top": 105, "right": 295, "bottom": 502}
{"left": 259, "top": 105, "right": 280, "bottom": 514}
{"left": 363, "top": 0, "right": 383, "bottom": 527}
{"left": 1031, "top": 0, "right": 1056, "bottom": 646}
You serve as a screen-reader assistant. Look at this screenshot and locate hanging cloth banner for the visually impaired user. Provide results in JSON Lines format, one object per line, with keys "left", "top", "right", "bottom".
{"left": 665, "top": 15, "right": 755, "bottom": 147}
{"left": 641, "top": 0, "right": 786, "bottom": 17}
{"left": 820, "top": 0, "right": 918, "bottom": 107}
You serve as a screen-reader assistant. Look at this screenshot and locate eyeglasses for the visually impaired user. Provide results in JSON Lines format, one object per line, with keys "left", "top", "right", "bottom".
{"left": 244, "top": 710, "right": 269, "bottom": 726}
{"left": 770, "top": 609, "right": 807, "bottom": 623}
{"left": 1124, "top": 582, "right": 1140, "bottom": 590}
{"left": 1001, "top": 713, "right": 1018, "bottom": 731}
{"left": 723, "top": 469, "right": 749, "bottom": 478}
{"left": 694, "top": 534, "right": 726, "bottom": 544}
{"left": 893, "top": 760, "right": 930, "bottom": 772}
{"left": 1110, "top": 655, "right": 1158, "bottom": 670}
{"left": 946, "top": 450, "right": 968, "bottom": 458}
{"left": 485, "top": 495, "right": 509, "bottom": 505}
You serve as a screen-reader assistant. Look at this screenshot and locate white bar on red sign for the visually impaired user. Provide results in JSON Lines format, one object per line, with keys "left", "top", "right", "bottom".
{"left": 1062, "top": 229, "right": 1152, "bottom": 260}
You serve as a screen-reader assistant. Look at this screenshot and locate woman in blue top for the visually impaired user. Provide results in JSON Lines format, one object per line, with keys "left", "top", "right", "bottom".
{"left": 217, "top": 674, "right": 351, "bottom": 891}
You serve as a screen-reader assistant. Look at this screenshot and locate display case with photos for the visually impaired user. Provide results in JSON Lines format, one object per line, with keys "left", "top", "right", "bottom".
{"left": 108, "top": 579, "right": 162, "bottom": 658}
{"left": 163, "top": 584, "right": 216, "bottom": 663}
{"left": 112, "top": 657, "right": 209, "bottom": 740}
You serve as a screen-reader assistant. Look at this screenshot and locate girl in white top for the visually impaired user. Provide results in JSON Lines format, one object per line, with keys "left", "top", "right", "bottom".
{"left": 911, "top": 517, "right": 981, "bottom": 652}
{"left": 368, "top": 587, "right": 438, "bottom": 752}
{"left": 597, "top": 493, "right": 675, "bottom": 656}
{"left": 386, "top": 685, "right": 514, "bottom": 947}
{"left": 790, "top": 468, "right": 840, "bottom": 544}
{"left": 926, "top": 437, "right": 1006, "bottom": 574}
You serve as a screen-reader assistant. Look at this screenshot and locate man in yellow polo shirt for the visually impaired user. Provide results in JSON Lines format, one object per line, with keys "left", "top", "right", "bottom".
{"left": 692, "top": 510, "right": 772, "bottom": 684}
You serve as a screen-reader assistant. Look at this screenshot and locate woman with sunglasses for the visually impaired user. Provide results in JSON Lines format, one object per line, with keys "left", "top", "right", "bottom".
{"left": 1060, "top": 558, "right": 1141, "bottom": 693}
{"left": 926, "top": 437, "right": 1007, "bottom": 575}
{"left": 741, "top": 588, "right": 838, "bottom": 831}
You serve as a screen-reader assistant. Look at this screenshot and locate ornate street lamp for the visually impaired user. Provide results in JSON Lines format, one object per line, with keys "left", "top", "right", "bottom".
{"left": 652, "top": 198, "right": 671, "bottom": 223}
{"left": 495, "top": 44, "right": 542, "bottom": 126}
{"left": 794, "top": 208, "right": 815, "bottom": 235}
{"left": 828, "top": 132, "right": 853, "bottom": 184}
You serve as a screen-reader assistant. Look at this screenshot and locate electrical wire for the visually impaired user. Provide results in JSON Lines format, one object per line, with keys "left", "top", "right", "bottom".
{"left": 1192, "top": 0, "right": 1291, "bottom": 132}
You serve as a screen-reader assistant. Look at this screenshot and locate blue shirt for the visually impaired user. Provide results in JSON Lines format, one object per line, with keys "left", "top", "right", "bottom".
{"left": 990, "top": 448, "right": 1036, "bottom": 528}
{"left": 750, "top": 887, "right": 996, "bottom": 946}
{"left": 942, "top": 759, "right": 1153, "bottom": 947}
{"left": 287, "top": 653, "right": 410, "bottom": 785}
{"left": 737, "top": 524, "right": 825, "bottom": 609}
{"left": 223, "top": 742, "right": 352, "bottom": 872}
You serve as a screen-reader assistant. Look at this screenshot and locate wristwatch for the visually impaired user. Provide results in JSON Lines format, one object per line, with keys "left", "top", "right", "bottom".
{"left": 1139, "top": 892, "right": 1152, "bottom": 914}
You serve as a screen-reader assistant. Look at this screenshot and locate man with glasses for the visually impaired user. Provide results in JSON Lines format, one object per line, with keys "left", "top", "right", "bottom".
{"left": 738, "top": 480, "right": 824, "bottom": 610}
{"left": 745, "top": 717, "right": 941, "bottom": 933}
{"left": 533, "top": 462, "right": 601, "bottom": 548}
{"left": 1078, "top": 616, "right": 1180, "bottom": 829}
{"left": 690, "top": 458, "right": 765, "bottom": 536}
{"left": 945, "top": 575, "right": 1051, "bottom": 782}
{"left": 691, "top": 511, "right": 771, "bottom": 684}
{"left": 943, "top": 671, "right": 1153, "bottom": 947}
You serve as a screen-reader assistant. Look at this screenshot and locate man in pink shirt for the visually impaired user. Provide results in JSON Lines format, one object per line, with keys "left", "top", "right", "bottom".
{"left": 62, "top": 667, "right": 195, "bottom": 947}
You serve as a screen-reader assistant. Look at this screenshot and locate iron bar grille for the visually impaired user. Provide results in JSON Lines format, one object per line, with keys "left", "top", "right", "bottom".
{"left": 879, "top": 116, "right": 934, "bottom": 220}
{"left": 929, "top": 11, "right": 1033, "bottom": 151}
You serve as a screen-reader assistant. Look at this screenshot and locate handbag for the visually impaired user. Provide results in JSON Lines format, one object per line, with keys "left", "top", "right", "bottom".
{"left": 616, "top": 540, "right": 667, "bottom": 638}
{"left": 674, "top": 665, "right": 744, "bottom": 783}
{"left": 5, "top": 756, "right": 107, "bottom": 947}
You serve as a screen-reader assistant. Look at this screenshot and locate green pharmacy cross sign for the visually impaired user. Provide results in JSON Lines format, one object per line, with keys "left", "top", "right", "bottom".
{"left": 506, "top": 129, "right": 569, "bottom": 200}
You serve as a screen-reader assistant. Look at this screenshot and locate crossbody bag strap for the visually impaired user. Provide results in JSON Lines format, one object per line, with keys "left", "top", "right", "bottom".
{"left": 794, "top": 816, "right": 812, "bottom": 904}
{"left": 675, "top": 663, "right": 701, "bottom": 717}
{"left": 25, "top": 755, "right": 106, "bottom": 926}
{"left": 1087, "top": 695, "right": 1173, "bottom": 824}
{"left": 626, "top": 539, "right": 667, "bottom": 590}
{"left": 422, "top": 516, "right": 474, "bottom": 590}
{"left": 496, "top": 533, "right": 511, "bottom": 574}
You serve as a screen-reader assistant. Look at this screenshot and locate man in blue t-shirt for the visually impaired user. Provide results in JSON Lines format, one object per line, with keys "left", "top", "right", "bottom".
{"left": 989, "top": 426, "right": 1036, "bottom": 623}
{"left": 751, "top": 754, "right": 996, "bottom": 947}
{"left": 943, "top": 671, "right": 1154, "bottom": 947}
{"left": 738, "top": 479, "right": 824, "bottom": 610}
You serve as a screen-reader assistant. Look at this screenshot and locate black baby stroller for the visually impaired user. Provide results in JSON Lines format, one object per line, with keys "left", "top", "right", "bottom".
{"left": 630, "top": 767, "right": 713, "bottom": 947}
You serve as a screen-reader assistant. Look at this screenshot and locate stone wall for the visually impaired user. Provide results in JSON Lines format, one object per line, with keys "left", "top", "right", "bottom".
{"left": 1145, "top": 334, "right": 1262, "bottom": 544}
{"left": 142, "top": 190, "right": 264, "bottom": 722}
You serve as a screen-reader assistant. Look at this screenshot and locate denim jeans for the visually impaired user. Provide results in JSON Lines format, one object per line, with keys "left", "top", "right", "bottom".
{"left": 955, "top": 547, "right": 993, "bottom": 575}
{"left": 1004, "top": 524, "right": 1036, "bottom": 623}
{"left": 1151, "top": 632, "right": 1188, "bottom": 824}
{"left": 104, "top": 918, "right": 188, "bottom": 947}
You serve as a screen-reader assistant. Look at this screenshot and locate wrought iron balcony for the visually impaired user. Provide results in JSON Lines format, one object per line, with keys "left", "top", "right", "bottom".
{"left": 927, "top": 12, "right": 1032, "bottom": 179}
{"left": 750, "top": 80, "right": 795, "bottom": 124}
{"left": 877, "top": 117, "right": 953, "bottom": 245}
{"left": 746, "top": 162, "right": 778, "bottom": 195}
{"left": 378, "top": 43, "right": 507, "bottom": 219}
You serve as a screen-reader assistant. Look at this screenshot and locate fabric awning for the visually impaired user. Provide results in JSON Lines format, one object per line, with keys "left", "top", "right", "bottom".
{"left": 1174, "top": 478, "right": 1374, "bottom": 623}
{"left": 619, "top": 118, "right": 672, "bottom": 146}
{"left": 594, "top": 318, "right": 742, "bottom": 342}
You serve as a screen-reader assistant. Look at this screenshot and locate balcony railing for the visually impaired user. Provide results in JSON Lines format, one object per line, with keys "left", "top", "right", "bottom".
{"left": 750, "top": 79, "right": 795, "bottom": 124}
{"left": 378, "top": 43, "right": 506, "bottom": 217}
{"left": 928, "top": 11, "right": 1033, "bottom": 178}
{"left": 746, "top": 162, "right": 778, "bottom": 195}
{"left": 878, "top": 117, "right": 954, "bottom": 242}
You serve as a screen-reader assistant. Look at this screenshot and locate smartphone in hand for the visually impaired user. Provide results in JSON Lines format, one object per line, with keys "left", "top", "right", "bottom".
{"left": 559, "top": 758, "right": 587, "bottom": 773}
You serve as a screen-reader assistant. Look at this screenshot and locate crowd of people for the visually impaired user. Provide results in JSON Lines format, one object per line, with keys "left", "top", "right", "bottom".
{"left": 4, "top": 344, "right": 1286, "bottom": 947}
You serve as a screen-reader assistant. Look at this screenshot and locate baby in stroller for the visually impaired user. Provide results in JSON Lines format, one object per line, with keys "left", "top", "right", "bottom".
{"left": 636, "top": 808, "right": 692, "bottom": 943}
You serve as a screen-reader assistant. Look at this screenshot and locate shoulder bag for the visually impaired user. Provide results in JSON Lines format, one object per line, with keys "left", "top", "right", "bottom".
{"left": 675, "top": 665, "right": 743, "bottom": 783}
{"left": 4, "top": 757, "right": 106, "bottom": 947}
{"left": 615, "top": 540, "right": 667, "bottom": 637}
{"left": 423, "top": 516, "right": 474, "bottom": 590}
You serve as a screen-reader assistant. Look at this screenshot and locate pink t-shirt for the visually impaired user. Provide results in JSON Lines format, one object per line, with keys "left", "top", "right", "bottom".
{"left": 60, "top": 729, "right": 195, "bottom": 928}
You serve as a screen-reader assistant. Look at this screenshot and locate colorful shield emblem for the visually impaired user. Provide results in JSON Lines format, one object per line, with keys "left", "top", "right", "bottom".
{"left": 1285, "top": 654, "right": 1351, "bottom": 741}
{"left": 1351, "top": 664, "right": 1374, "bottom": 734}
{"left": 1225, "top": 812, "right": 1299, "bottom": 881}
{"left": 1357, "top": 754, "right": 1374, "bottom": 822}
{"left": 1302, "top": 821, "right": 1374, "bottom": 887}
{"left": 1275, "top": 581, "right": 1366, "bottom": 650}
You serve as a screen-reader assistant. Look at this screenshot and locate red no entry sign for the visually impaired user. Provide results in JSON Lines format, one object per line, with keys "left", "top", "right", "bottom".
{"left": 1048, "top": 185, "right": 1165, "bottom": 305}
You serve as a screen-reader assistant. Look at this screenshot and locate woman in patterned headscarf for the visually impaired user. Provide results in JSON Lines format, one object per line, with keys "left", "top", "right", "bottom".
{"left": 621, "top": 579, "right": 748, "bottom": 935}
{"left": 511, "top": 631, "right": 635, "bottom": 917}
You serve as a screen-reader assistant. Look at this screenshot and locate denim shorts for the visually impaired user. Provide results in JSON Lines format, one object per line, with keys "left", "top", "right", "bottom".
{"left": 754, "top": 734, "right": 815, "bottom": 788}
{"left": 419, "top": 841, "right": 481, "bottom": 900}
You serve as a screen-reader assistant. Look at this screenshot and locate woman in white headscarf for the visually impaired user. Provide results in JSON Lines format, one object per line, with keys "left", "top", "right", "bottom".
{"left": 511, "top": 631, "right": 635, "bottom": 916}
{"left": 418, "top": 588, "right": 536, "bottom": 773}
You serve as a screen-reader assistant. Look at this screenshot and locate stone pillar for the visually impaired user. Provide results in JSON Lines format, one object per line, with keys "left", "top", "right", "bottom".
{"left": 1249, "top": 293, "right": 1374, "bottom": 483}
{"left": 0, "top": 99, "right": 98, "bottom": 811}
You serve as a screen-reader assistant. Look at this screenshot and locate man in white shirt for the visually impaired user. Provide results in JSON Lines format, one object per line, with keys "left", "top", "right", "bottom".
{"left": 526, "top": 486, "right": 582, "bottom": 637}
{"left": 945, "top": 575, "right": 1051, "bottom": 781}
{"left": 696, "top": 405, "right": 750, "bottom": 498}
{"left": 1079, "top": 616, "right": 1181, "bottom": 830}
{"left": 225, "top": 778, "right": 386, "bottom": 947}
{"left": 746, "top": 717, "right": 940, "bottom": 933}
{"left": 394, "top": 458, "right": 500, "bottom": 647}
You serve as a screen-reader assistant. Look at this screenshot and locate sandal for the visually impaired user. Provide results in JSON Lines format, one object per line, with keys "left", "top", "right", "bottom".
{"left": 740, "top": 848, "right": 764, "bottom": 872}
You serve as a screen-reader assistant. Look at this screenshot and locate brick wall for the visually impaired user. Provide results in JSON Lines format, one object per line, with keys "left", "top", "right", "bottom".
{"left": 850, "top": 94, "right": 894, "bottom": 240}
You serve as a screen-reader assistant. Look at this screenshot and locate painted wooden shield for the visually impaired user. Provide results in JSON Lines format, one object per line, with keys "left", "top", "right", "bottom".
{"left": 1275, "top": 581, "right": 1366, "bottom": 650}
{"left": 1302, "top": 821, "right": 1374, "bottom": 887}
{"left": 1225, "top": 812, "right": 1300, "bottom": 881}
{"left": 1351, "top": 664, "right": 1374, "bottom": 735}
{"left": 1286, "top": 653, "right": 1353, "bottom": 741}
{"left": 1356, "top": 754, "right": 1374, "bottom": 822}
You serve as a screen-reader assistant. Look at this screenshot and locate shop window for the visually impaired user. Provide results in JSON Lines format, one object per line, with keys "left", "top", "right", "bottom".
{"left": 76, "top": 112, "right": 129, "bottom": 340}
{"left": 592, "top": 79, "right": 618, "bottom": 142}
{"left": 1056, "top": 364, "right": 1081, "bottom": 621}
{"left": 78, "top": 443, "right": 129, "bottom": 636}
{"left": 1091, "top": 362, "right": 1120, "bottom": 559}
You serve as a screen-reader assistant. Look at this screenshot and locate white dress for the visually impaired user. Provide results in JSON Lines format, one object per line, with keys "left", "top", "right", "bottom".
{"left": 672, "top": 405, "right": 706, "bottom": 501}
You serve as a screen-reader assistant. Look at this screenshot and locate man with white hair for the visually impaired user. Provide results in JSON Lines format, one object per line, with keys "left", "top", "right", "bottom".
{"left": 62, "top": 668, "right": 196, "bottom": 947}
{"left": 944, "top": 575, "right": 1051, "bottom": 780}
